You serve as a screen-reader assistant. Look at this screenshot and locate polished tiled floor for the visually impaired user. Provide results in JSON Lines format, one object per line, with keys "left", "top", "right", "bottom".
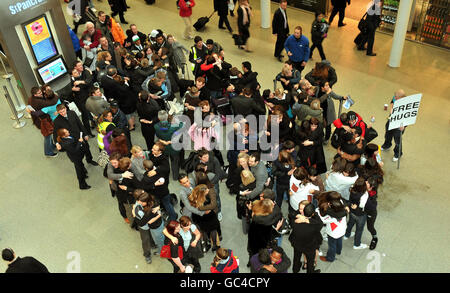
{"left": 0, "top": 0, "right": 449, "bottom": 273}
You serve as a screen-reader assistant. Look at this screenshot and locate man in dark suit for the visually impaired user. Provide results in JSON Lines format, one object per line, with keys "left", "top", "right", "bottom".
{"left": 329, "top": 0, "right": 351, "bottom": 27}
{"left": 230, "top": 88, "right": 265, "bottom": 117}
{"left": 289, "top": 203, "right": 322, "bottom": 273}
{"left": 53, "top": 104, "right": 98, "bottom": 167}
{"left": 71, "top": 61, "right": 94, "bottom": 137}
{"left": 2, "top": 248, "right": 49, "bottom": 273}
{"left": 272, "top": 0, "right": 289, "bottom": 62}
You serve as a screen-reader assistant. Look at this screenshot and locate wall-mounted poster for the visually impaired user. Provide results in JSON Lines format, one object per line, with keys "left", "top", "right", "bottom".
{"left": 24, "top": 15, "right": 58, "bottom": 65}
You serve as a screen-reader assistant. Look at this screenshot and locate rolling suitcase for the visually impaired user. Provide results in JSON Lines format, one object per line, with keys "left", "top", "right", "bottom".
{"left": 193, "top": 11, "right": 215, "bottom": 31}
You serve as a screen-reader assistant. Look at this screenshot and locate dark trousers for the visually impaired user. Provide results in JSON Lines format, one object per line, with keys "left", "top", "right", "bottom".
{"left": 329, "top": 6, "right": 346, "bottom": 25}
{"left": 345, "top": 213, "right": 367, "bottom": 247}
{"left": 117, "top": 198, "right": 127, "bottom": 218}
{"left": 219, "top": 15, "right": 233, "bottom": 32}
{"left": 325, "top": 124, "right": 332, "bottom": 141}
{"left": 366, "top": 210, "right": 378, "bottom": 237}
{"left": 366, "top": 26, "right": 376, "bottom": 54}
{"left": 73, "top": 159, "right": 88, "bottom": 188}
{"left": 293, "top": 247, "right": 316, "bottom": 273}
{"left": 141, "top": 123, "right": 155, "bottom": 151}
{"left": 111, "top": 10, "right": 126, "bottom": 22}
{"left": 274, "top": 33, "right": 288, "bottom": 57}
{"left": 169, "top": 152, "right": 181, "bottom": 181}
{"left": 326, "top": 235, "right": 343, "bottom": 262}
{"left": 75, "top": 101, "right": 94, "bottom": 136}
{"left": 185, "top": 254, "right": 201, "bottom": 273}
{"left": 382, "top": 120, "right": 404, "bottom": 158}
{"left": 138, "top": 227, "right": 152, "bottom": 258}
{"left": 310, "top": 41, "right": 326, "bottom": 60}
{"left": 291, "top": 61, "right": 305, "bottom": 75}
{"left": 81, "top": 141, "right": 94, "bottom": 162}
{"left": 275, "top": 183, "right": 289, "bottom": 208}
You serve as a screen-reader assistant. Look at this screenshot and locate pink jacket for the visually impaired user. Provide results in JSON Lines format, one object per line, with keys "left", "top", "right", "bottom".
{"left": 189, "top": 123, "right": 217, "bottom": 151}
{"left": 179, "top": 0, "right": 195, "bottom": 17}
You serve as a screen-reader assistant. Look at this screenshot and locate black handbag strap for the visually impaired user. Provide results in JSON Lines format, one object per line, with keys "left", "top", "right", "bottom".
{"left": 361, "top": 13, "right": 367, "bottom": 21}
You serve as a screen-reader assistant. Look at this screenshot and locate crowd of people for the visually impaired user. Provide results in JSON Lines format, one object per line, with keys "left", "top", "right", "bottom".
{"left": 18, "top": 0, "right": 400, "bottom": 274}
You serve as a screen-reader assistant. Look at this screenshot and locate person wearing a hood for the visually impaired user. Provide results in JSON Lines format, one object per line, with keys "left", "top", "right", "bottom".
{"left": 211, "top": 248, "right": 239, "bottom": 273}
{"left": 310, "top": 11, "right": 329, "bottom": 61}
{"left": 154, "top": 110, "right": 184, "bottom": 181}
{"left": 284, "top": 26, "right": 310, "bottom": 74}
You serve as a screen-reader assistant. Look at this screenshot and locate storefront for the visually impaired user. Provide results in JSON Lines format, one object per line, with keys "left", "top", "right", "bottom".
{"left": 274, "top": 0, "right": 449, "bottom": 49}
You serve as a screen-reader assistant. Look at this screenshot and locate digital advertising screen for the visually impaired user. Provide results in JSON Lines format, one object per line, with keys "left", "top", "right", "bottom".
{"left": 24, "top": 15, "right": 58, "bottom": 65}
{"left": 37, "top": 57, "right": 68, "bottom": 84}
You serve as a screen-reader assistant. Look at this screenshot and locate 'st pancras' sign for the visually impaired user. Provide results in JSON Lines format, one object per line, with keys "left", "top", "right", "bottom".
{"left": 9, "top": 0, "right": 47, "bottom": 15}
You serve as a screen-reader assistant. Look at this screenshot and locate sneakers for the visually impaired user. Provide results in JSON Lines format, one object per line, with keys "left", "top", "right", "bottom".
{"left": 145, "top": 256, "right": 152, "bottom": 264}
{"left": 353, "top": 243, "right": 368, "bottom": 250}
{"left": 124, "top": 218, "right": 130, "bottom": 224}
{"left": 218, "top": 212, "right": 223, "bottom": 222}
{"left": 380, "top": 146, "right": 389, "bottom": 151}
{"left": 392, "top": 157, "right": 399, "bottom": 162}
{"left": 318, "top": 250, "right": 323, "bottom": 256}
{"left": 344, "top": 232, "right": 355, "bottom": 240}
{"left": 369, "top": 238, "right": 378, "bottom": 250}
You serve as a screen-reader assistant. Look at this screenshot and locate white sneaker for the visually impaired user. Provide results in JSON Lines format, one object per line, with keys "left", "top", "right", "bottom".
{"left": 392, "top": 157, "right": 399, "bottom": 162}
{"left": 218, "top": 212, "right": 223, "bottom": 222}
{"left": 344, "top": 232, "right": 355, "bottom": 240}
{"left": 323, "top": 235, "right": 328, "bottom": 242}
{"left": 318, "top": 250, "right": 323, "bottom": 256}
{"left": 353, "top": 243, "right": 368, "bottom": 250}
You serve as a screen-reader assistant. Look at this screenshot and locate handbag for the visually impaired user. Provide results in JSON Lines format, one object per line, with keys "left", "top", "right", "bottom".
{"left": 160, "top": 244, "right": 184, "bottom": 259}
{"left": 83, "top": 56, "right": 94, "bottom": 67}
{"left": 39, "top": 116, "right": 54, "bottom": 137}
{"left": 358, "top": 13, "right": 368, "bottom": 33}
{"left": 228, "top": 1, "right": 235, "bottom": 11}
{"left": 97, "top": 149, "right": 110, "bottom": 168}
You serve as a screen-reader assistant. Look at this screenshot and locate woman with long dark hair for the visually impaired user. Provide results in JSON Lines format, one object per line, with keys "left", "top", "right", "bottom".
{"left": 272, "top": 149, "right": 296, "bottom": 208}
{"left": 136, "top": 90, "right": 160, "bottom": 151}
{"left": 344, "top": 177, "right": 369, "bottom": 249}
{"left": 163, "top": 220, "right": 187, "bottom": 273}
{"left": 132, "top": 189, "right": 164, "bottom": 264}
{"left": 296, "top": 117, "right": 327, "bottom": 174}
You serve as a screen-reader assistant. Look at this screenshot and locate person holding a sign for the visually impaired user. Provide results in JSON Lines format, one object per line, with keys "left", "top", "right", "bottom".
{"left": 381, "top": 89, "right": 407, "bottom": 161}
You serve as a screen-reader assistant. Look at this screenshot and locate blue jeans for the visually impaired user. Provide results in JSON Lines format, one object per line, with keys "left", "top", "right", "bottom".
{"left": 345, "top": 213, "right": 367, "bottom": 247}
{"left": 150, "top": 220, "right": 165, "bottom": 253}
{"left": 44, "top": 135, "right": 55, "bottom": 156}
{"left": 275, "top": 236, "right": 282, "bottom": 247}
{"left": 161, "top": 194, "right": 177, "bottom": 221}
{"left": 326, "top": 235, "right": 343, "bottom": 262}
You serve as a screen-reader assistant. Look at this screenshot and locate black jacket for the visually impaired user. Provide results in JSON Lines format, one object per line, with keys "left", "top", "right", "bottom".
{"left": 272, "top": 160, "right": 293, "bottom": 186}
{"left": 231, "top": 95, "right": 265, "bottom": 116}
{"left": 53, "top": 110, "right": 88, "bottom": 142}
{"left": 189, "top": 45, "right": 208, "bottom": 77}
{"left": 141, "top": 170, "right": 170, "bottom": 200}
{"left": 71, "top": 69, "right": 93, "bottom": 106}
{"left": 5, "top": 257, "right": 49, "bottom": 273}
{"left": 238, "top": 71, "right": 259, "bottom": 91}
{"left": 237, "top": 6, "right": 251, "bottom": 32}
{"left": 331, "top": 0, "right": 350, "bottom": 8}
{"left": 115, "top": 175, "right": 140, "bottom": 204}
{"left": 136, "top": 99, "right": 160, "bottom": 123}
{"left": 272, "top": 8, "right": 289, "bottom": 35}
{"left": 289, "top": 214, "right": 323, "bottom": 251}
{"left": 59, "top": 136, "right": 84, "bottom": 163}
{"left": 101, "top": 75, "right": 137, "bottom": 114}
{"left": 125, "top": 30, "right": 147, "bottom": 46}
{"left": 214, "top": 0, "right": 229, "bottom": 16}
{"left": 108, "top": 0, "right": 127, "bottom": 13}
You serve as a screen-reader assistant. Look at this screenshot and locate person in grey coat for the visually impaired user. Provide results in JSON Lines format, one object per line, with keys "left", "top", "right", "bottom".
{"left": 167, "top": 35, "right": 189, "bottom": 75}
{"left": 318, "top": 81, "right": 347, "bottom": 142}
{"left": 85, "top": 87, "right": 110, "bottom": 118}
{"left": 178, "top": 173, "right": 207, "bottom": 218}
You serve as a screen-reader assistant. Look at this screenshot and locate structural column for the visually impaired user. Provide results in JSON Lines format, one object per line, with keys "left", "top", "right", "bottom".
{"left": 260, "top": 0, "right": 271, "bottom": 28}
{"left": 388, "top": 0, "right": 414, "bottom": 67}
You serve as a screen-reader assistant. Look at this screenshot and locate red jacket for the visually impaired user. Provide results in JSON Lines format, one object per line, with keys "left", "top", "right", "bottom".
{"left": 79, "top": 29, "right": 103, "bottom": 49}
{"left": 179, "top": 0, "right": 195, "bottom": 17}
{"left": 333, "top": 112, "right": 366, "bottom": 138}
{"left": 210, "top": 250, "right": 239, "bottom": 273}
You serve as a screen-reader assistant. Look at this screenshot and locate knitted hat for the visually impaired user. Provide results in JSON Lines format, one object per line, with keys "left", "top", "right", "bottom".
{"left": 150, "top": 30, "right": 159, "bottom": 38}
